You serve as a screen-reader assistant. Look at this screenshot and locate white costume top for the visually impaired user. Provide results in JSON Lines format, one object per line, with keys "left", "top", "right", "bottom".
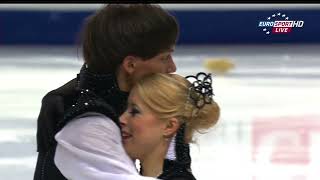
{"left": 54, "top": 112, "right": 157, "bottom": 180}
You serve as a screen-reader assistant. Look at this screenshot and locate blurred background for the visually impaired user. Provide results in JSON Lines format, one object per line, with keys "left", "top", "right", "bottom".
{"left": 1, "top": 4, "right": 320, "bottom": 180}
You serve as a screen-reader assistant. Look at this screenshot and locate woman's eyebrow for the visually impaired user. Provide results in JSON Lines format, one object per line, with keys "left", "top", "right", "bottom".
{"left": 131, "top": 103, "right": 140, "bottom": 109}
{"left": 128, "top": 101, "right": 140, "bottom": 109}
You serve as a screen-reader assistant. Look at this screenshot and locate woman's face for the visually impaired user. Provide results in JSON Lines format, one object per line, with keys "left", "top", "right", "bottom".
{"left": 119, "top": 90, "right": 166, "bottom": 160}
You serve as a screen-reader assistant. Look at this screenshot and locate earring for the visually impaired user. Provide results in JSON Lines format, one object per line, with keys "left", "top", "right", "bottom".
{"left": 163, "top": 135, "right": 171, "bottom": 142}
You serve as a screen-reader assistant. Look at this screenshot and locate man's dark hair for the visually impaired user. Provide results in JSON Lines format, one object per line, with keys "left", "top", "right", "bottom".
{"left": 81, "top": 4, "right": 179, "bottom": 73}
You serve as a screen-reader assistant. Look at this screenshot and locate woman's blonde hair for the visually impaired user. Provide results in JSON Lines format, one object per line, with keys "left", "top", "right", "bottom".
{"left": 133, "top": 73, "right": 220, "bottom": 143}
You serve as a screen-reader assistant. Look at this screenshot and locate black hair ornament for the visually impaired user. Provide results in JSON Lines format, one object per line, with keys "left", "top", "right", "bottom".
{"left": 185, "top": 72, "right": 214, "bottom": 109}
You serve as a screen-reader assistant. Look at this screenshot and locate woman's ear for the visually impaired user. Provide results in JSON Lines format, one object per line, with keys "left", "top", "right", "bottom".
{"left": 121, "top": 55, "right": 139, "bottom": 75}
{"left": 163, "top": 118, "right": 180, "bottom": 138}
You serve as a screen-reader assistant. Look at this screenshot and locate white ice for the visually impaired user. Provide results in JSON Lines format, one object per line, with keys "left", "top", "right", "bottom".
{"left": 1, "top": 45, "right": 320, "bottom": 180}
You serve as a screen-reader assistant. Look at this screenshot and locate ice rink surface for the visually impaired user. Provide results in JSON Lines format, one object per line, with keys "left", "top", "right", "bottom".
{"left": 1, "top": 44, "right": 320, "bottom": 180}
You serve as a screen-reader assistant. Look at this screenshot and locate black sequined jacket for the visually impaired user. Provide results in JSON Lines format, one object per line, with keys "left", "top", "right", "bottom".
{"left": 33, "top": 65, "right": 129, "bottom": 180}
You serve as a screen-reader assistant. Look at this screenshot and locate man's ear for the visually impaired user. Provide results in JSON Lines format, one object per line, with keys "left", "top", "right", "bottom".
{"left": 121, "top": 55, "right": 139, "bottom": 75}
{"left": 163, "top": 118, "right": 180, "bottom": 138}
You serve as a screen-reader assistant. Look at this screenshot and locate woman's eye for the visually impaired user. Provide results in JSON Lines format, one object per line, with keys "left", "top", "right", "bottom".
{"left": 129, "top": 107, "right": 140, "bottom": 117}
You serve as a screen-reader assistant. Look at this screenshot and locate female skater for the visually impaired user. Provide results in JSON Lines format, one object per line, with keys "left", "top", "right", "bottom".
{"left": 120, "top": 72, "right": 220, "bottom": 179}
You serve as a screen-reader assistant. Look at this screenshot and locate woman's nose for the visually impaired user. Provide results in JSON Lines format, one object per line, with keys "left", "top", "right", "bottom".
{"left": 119, "top": 113, "right": 126, "bottom": 127}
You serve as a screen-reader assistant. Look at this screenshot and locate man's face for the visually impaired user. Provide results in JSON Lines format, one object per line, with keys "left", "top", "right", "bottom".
{"left": 130, "top": 47, "right": 177, "bottom": 84}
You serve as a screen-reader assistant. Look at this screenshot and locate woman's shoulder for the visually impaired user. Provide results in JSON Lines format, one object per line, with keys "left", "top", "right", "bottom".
{"left": 159, "top": 159, "right": 196, "bottom": 180}
{"left": 160, "top": 171, "right": 196, "bottom": 180}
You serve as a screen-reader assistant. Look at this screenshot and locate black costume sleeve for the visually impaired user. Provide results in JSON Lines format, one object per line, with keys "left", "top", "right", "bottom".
{"left": 36, "top": 78, "right": 77, "bottom": 152}
{"left": 36, "top": 93, "right": 64, "bottom": 152}
{"left": 34, "top": 78, "right": 77, "bottom": 180}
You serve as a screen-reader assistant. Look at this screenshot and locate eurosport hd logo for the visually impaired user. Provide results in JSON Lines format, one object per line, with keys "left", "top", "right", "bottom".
{"left": 258, "top": 12, "right": 304, "bottom": 35}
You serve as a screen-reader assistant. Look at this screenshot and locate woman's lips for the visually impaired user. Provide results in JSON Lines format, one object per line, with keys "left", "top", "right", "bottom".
{"left": 121, "top": 131, "right": 132, "bottom": 140}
